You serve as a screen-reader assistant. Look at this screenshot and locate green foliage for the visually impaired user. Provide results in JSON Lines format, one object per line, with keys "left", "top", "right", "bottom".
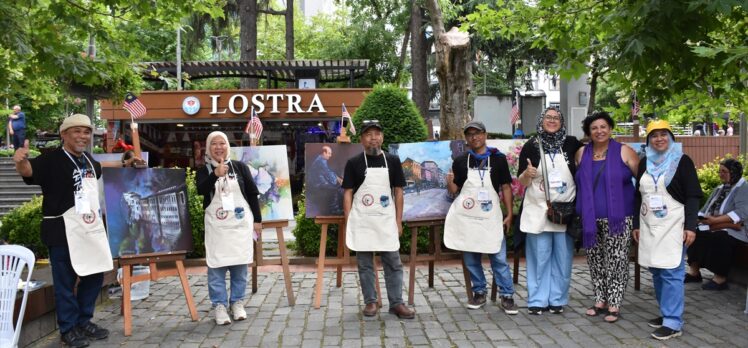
{"left": 0, "top": 148, "right": 40, "bottom": 157}
{"left": 185, "top": 168, "right": 206, "bottom": 258}
{"left": 351, "top": 84, "right": 428, "bottom": 149}
{"left": 292, "top": 193, "right": 338, "bottom": 257}
{"left": 697, "top": 155, "right": 748, "bottom": 205}
{"left": 0, "top": 196, "right": 46, "bottom": 258}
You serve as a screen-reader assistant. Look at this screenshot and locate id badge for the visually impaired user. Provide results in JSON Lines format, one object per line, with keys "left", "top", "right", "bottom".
{"left": 221, "top": 192, "right": 236, "bottom": 211}
{"left": 648, "top": 195, "right": 664, "bottom": 210}
{"left": 75, "top": 191, "right": 91, "bottom": 214}
{"left": 548, "top": 170, "right": 563, "bottom": 188}
{"left": 477, "top": 190, "right": 489, "bottom": 201}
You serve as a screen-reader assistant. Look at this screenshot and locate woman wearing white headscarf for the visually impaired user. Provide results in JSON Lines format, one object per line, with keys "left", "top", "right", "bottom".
{"left": 633, "top": 120, "right": 702, "bottom": 340}
{"left": 196, "top": 131, "right": 262, "bottom": 325}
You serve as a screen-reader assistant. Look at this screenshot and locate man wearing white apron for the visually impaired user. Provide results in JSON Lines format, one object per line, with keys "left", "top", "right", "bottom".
{"left": 633, "top": 120, "right": 702, "bottom": 340}
{"left": 14, "top": 114, "right": 113, "bottom": 348}
{"left": 196, "top": 131, "right": 263, "bottom": 325}
{"left": 342, "top": 120, "right": 415, "bottom": 319}
{"left": 445, "top": 121, "right": 518, "bottom": 314}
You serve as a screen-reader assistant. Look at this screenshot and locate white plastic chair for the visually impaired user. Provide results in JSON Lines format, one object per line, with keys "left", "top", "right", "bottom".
{"left": 0, "top": 245, "right": 35, "bottom": 348}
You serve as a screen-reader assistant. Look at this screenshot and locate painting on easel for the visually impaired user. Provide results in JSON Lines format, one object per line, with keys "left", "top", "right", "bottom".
{"left": 304, "top": 143, "right": 363, "bottom": 217}
{"left": 231, "top": 145, "right": 295, "bottom": 221}
{"left": 102, "top": 168, "right": 193, "bottom": 257}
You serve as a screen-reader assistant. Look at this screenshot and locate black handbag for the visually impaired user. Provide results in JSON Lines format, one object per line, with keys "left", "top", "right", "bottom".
{"left": 538, "top": 143, "right": 576, "bottom": 225}
{"left": 566, "top": 160, "right": 606, "bottom": 241}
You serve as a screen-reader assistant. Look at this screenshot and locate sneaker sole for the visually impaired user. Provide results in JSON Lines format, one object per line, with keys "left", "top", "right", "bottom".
{"left": 647, "top": 322, "right": 662, "bottom": 329}
{"left": 503, "top": 308, "right": 519, "bottom": 315}
{"left": 233, "top": 315, "right": 247, "bottom": 321}
{"left": 466, "top": 303, "right": 486, "bottom": 310}
{"left": 215, "top": 319, "right": 231, "bottom": 325}
{"left": 652, "top": 331, "right": 682, "bottom": 340}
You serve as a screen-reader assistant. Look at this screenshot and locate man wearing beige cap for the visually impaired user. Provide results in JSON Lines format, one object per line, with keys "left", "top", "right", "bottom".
{"left": 14, "top": 114, "right": 113, "bottom": 347}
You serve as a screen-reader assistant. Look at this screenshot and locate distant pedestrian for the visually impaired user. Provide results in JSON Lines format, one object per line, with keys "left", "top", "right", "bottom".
{"left": 8, "top": 105, "right": 26, "bottom": 150}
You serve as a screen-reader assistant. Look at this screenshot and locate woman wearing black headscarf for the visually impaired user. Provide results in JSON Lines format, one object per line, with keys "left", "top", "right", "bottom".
{"left": 686, "top": 158, "right": 747, "bottom": 290}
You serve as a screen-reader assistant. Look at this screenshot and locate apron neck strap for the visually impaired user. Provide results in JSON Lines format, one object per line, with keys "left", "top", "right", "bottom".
{"left": 63, "top": 149, "right": 96, "bottom": 177}
{"left": 363, "top": 151, "right": 387, "bottom": 169}
{"left": 467, "top": 153, "right": 490, "bottom": 170}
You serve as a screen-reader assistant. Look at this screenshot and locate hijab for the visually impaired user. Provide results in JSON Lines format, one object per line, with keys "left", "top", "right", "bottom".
{"left": 645, "top": 134, "right": 683, "bottom": 187}
{"left": 536, "top": 110, "right": 567, "bottom": 153}
{"left": 205, "top": 131, "right": 231, "bottom": 167}
{"left": 721, "top": 158, "right": 744, "bottom": 186}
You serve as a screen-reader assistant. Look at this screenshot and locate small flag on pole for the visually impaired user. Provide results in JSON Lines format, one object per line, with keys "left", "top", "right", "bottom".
{"left": 510, "top": 93, "right": 520, "bottom": 125}
{"left": 631, "top": 91, "right": 640, "bottom": 117}
{"left": 244, "top": 107, "right": 263, "bottom": 140}
{"left": 123, "top": 92, "right": 147, "bottom": 119}
{"left": 342, "top": 104, "right": 355, "bottom": 135}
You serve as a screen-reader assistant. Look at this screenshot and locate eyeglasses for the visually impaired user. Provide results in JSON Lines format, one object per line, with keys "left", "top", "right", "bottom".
{"left": 544, "top": 116, "right": 562, "bottom": 122}
{"left": 465, "top": 132, "right": 485, "bottom": 138}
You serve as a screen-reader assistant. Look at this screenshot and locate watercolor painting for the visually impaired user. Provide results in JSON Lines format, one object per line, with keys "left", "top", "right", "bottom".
{"left": 232, "top": 146, "right": 295, "bottom": 221}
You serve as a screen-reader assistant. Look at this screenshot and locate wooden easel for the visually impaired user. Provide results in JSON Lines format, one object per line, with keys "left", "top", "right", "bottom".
{"left": 312, "top": 216, "right": 383, "bottom": 309}
{"left": 405, "top": 219, "right": 444, "bottom": 305}
{"left": 251, "top": 219, "right": 295, "bottom": 305}
{"left": 119, "top": 251, "right": 198, "bottom": 336}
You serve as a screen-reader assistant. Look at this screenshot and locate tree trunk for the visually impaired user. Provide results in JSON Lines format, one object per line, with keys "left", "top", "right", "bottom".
{"left": 411, "top": 2, "right": 429, "bottom": 122}
{"left": 285, "top": 0, "right": 294, "bottom": 61}
{"left": 587, "top": 59, "right": 599, "bottom": 115}
{"left": 424, "top": 0, "right": 472, "bottom": 140}
{"left": 239, "top": 0, "right": 258, "bottom": 89}
{"left": 394, "top": 22, "right": 410, "bottom": 84}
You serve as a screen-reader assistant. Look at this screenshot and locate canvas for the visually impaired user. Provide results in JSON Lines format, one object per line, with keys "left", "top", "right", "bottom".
{"left": 103, "top": 168, "right": 193, "bottom": 257}
{"left": 388, "top": 140, "right": 466, "bottom": 221}
{"left": 304, "top": 143, "right": 363, "bottom": 218}
{"left": 487, "top": 139, "right": 529, "bottom": 213}
{"left": 92, "top": 152, "right": 150, "bottom": 167}
{"left": 231, "top": 146, "right": 294, "bottom": 221}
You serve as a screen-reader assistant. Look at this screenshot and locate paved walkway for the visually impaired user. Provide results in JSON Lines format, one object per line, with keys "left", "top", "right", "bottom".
{"left": 29, "top": 263, "right": 748, "bottom": 347}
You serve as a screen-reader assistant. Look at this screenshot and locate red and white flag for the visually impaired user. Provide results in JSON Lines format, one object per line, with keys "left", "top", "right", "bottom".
{"left": 631, "top": 91, "right": 640, "bottom": 118}
{"left": 510, "top": 96, "right": 520, "bottom": 125}
{"left": 123, "top": 92, "right": 147, "bottom": 119}
{"left": 342, "top": 104, "right": 355, "bottom": 135}
{"left": 244, "top": 107, "right": 263, "bottom": 140}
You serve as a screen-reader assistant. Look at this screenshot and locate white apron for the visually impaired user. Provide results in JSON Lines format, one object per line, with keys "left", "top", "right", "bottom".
{"left": 638, "top": 173, "right": 685, "bottom": 269}
{"left": 345, "top": 153, "right": 399, "bottom": 252}
{"left": 204, "top": 163, "right": 254, "bottom": 268}
{"left": 520, "top": 151, "right": 576, "bottom": 234}
{"left": 444, "top": 154, "right": 503, "bottom": 254}
{"left": 50, "top": 151, "right": 113, "bottom": 277}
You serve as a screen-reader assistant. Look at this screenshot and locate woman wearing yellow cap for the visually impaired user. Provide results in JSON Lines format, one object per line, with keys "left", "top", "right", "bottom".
{"left": 633, "top": 120, "right": 702, "bottom": 340}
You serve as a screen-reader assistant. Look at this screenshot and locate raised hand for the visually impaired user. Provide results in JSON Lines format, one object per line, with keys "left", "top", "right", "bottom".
{"left": 214, "top": 156, "right": 228, "bottom": 177}
{"left": 13, "top": 139, "right": 29, "bottom": 164}
{"left": 525, "top": 158, "right": 537, "bottom": 178}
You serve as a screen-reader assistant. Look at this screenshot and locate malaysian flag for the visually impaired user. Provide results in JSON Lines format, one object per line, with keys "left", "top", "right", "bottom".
{"left": 510, "top": 94, "right": 520, "bottom": 125}
{"left": 123, "top": 92, "right": 147, "bottom": 119}
{"left": 631, "top": 91, "right": 640, "bottom": 118}
{"left": 342, "top": 103, "right": 355, "bottom": 135}
{"left": 244, "top": 107, "right": 263, "bottom": 140}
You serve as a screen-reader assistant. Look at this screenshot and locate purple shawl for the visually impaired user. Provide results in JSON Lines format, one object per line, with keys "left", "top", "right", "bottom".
{"left": 576, "top": 139, "right": 627, "bottom": 248}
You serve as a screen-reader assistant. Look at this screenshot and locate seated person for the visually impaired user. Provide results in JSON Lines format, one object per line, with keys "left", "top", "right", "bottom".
{"left": 686, "top": 159, "right": 747, "bottom": 290}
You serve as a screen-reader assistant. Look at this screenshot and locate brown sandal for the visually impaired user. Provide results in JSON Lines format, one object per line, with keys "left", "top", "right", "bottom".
{"left": 586, "top": 306, "right": 607, "bottom": 317}
{"left": 604, "top": 311, "right": 620, "bottom": 323}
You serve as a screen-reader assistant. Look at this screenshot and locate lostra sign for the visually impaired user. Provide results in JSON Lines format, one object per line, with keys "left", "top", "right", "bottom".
{"left": 100, "top": 88, "right": 371, "bottom": 121}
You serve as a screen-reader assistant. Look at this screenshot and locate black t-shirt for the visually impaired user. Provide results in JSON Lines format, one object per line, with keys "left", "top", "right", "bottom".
{"left": 342, "top": 152, "right": 406, "bottom": 194}
{"left": 22, "top": 148, "right": 102, "bottom": 247}
{"left": 452, "top": 151, "right": 512, "bottom": 194}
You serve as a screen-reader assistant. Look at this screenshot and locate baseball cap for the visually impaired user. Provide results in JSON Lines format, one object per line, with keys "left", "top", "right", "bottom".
{"left": 59, "top": 114, "right": 93, "bottom": 133}
{"left": 360, "top": 120, "right": 383, "bottom": 133}
{"left": 463, "top": 121, "right": 486, "bottom": 134}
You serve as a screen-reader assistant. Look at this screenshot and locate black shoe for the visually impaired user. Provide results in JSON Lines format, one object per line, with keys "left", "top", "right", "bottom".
{"left": 528, "top": 306, "right": 544, "bottom": 315}
{"left": 651, "top": 326, "right": 682, "bottom": 340}
{"left": 647, "top": 317, "right": 663, "bottom": 328}
{"left": 684, "top": 273, "right": 702, "bottom": 283}
{"left": 78, "top": 322, "right": 109, "bottom": 340}
{"left": 61, "top": 328, "right": 90, "bottom": 348}
{"left": 548, "top": 305, "right": 564, "bottom": 314}
{"left": 702, "top": 280, "right": 728, "bottom": 291}
{"left": 467, "top": 293, "right": 487, "bottom": 309}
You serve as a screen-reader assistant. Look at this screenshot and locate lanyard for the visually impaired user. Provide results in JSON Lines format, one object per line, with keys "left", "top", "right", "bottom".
{"left": 219, "top": 161, "right": 237, "bottom": 194}
{"left": 548, "top": 150, "right": 557, "bottom": 169}
{"left": 63, "top": 149, "right": 95, "bottom": 178}
{"left": 650, "top": 173, "right": 662, "bottom": 193}
{"left": 467, "top": 153, "right": 490, "bottom": 187}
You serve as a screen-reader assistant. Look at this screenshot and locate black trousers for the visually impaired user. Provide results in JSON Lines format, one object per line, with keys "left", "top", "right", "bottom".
{"left": 686, "top": 230, "right": 743, "bottom": 277}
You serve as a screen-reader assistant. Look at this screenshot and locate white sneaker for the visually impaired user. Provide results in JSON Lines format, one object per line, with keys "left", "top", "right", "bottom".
{"left": 214, "top": 304, "right": 231, "bottom": 325}
{"left": 230, "top": 300, "right": 247, "bottom": 321}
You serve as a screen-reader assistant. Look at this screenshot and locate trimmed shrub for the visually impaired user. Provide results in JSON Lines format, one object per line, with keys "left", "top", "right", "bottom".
{"left": 292, "top": 192, "right": 339, "bottom": 257}
{"left": 186, "top": 168, "right": 206, "bottom": 258}
{"left": 0, "top": 196, "right": 46, "bottom": 258}
{"left": 351, "top": 84, "right": 428, "bottom": 148}
{"left": 696, "top": 154, "right": 748, "bottom": 205}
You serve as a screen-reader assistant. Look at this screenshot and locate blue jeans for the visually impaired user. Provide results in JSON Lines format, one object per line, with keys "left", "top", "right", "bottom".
{"left": 650, "top": 255, "right": 686, "bottom": 331}
{"left": 463, "top": 238, "right": 515, "bottom": 296}
{"left": 12, "top": 129, "right": 25, "bottom": 150}
{"left": 525, "top": 232, "right": 574, "bottom": 307}
{"left": 48, "top": 246, "right": 104, "bottom": 333}
{"left": 207, "top": 264, "right": 248, "bottom": 307}
{"left": 357, "top": 251, "right": 404, "bottom": 309}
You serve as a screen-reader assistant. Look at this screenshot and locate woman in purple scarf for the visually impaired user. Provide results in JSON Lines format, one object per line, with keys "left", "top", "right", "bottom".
{"left": 574, "top": 112, "right": 639, "bottom": 323}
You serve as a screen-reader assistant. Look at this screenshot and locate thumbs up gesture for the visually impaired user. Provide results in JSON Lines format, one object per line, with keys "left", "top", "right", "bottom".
{"left": 13, "top": 140, "right": 30, "bottom": 164}
{"left": 525, "top": 158, "right": 538, "bottom": 178}
{"left": 214, "top": 156, "right": 228, "bottom": 177}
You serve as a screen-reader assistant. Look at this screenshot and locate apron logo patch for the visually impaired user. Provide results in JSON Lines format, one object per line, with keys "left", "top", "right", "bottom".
{"left": 641, "top": 203, "right": 648, "bottom": 217}
{"left": 480, "top": 200, "right": 493, "bottom": 212}
{"left": 216, "top": 207, "right": 229, "bottom": 220}
{"left": 235, "top": 207, "right": 245, "bottom": 220}
{"left": 380, "top": 195, "right": 390, "bottom": 208}
{"left": 362, "top": 194, "right": 374, "bottom": 206}
{"left": 82, "top": 211, "right": 96, "bottom": 224}
{"left": 555, "top": 182, "right": 568, "bottom": 194}
{"left": 653, "top": 205, "right": 668, "bottom": 218}
{"left": 462, "top": 198, "right": 475, "bottom": 210}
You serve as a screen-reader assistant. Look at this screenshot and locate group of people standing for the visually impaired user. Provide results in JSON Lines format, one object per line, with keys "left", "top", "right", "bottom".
{"left": 10, "top": 110, "right": 746, "bottom": 346}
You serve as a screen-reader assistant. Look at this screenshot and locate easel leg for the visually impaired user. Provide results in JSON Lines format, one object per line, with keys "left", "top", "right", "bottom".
{"left": 314, "top": 224, "right": 329, "bottom": 309}
{"left": 513, "top": 247, "right": 520, "bottom": 284}
{"left": 122, "top": 265, "right": 133, "bottom": 336}
{"left": 276, "top": 226, "right": 295, "bottom": 306}
{"left": 253, "top": 231, "right": 263, "bottom": 294}
{"left": 176, "top": 260, "right": 199, "bottom": 321}
{"left": 429, "top": 227, "right": 436, "bottom": 288}
{"left": 336, "top": 227, "right": 344, "bottom": 288}
{"left": 408, "top": 226, "right": 418, "bottom": 306}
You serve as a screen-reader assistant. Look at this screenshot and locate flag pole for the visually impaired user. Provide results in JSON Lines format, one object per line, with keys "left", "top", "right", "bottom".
{"left": 338, "top": 104, "right": 351, "bottom": 144}
{"left": 250, "top": 106, "right": 257, "bottom": 147}
{"left": 632, "top": 91, "right": 640, "bottom": 141}
{"left": 130, "top": 114, "right": 142, "bottom": 159}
